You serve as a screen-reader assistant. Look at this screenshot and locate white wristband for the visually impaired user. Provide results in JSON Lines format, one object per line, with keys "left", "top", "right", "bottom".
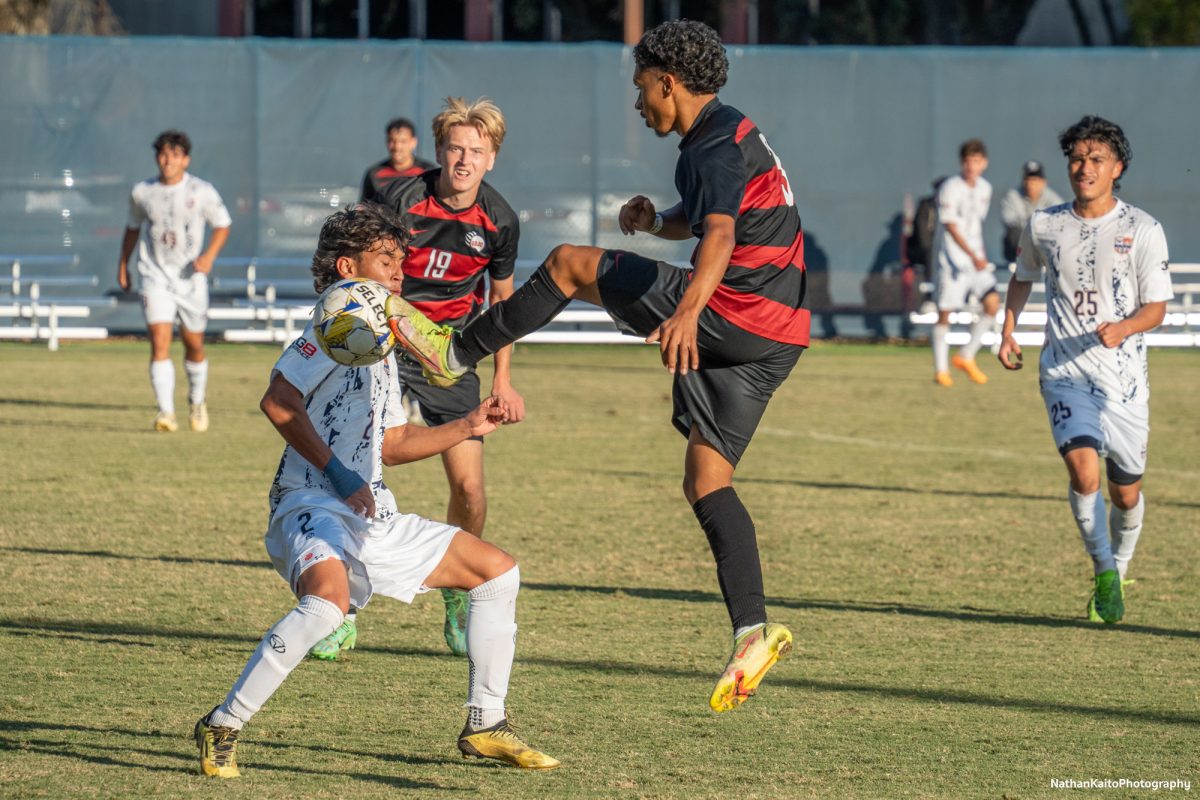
{"left": 647, "top": 213, "right": 663, "bottom": 234}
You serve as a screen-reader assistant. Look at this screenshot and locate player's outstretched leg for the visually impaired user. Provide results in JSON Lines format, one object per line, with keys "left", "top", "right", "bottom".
{"left": 309, "top": 609, "right": 358, "bottom": 660}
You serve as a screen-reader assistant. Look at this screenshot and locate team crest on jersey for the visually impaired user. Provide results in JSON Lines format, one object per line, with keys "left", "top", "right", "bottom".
{"left": 465, "top": 231, "right": 485, "bottom": 252}
{"left": 1114, "top": 236, "right": 1132, "bottom": 254}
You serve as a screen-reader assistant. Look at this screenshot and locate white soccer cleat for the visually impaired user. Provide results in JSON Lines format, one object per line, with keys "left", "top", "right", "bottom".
{"left": 153, "top": 411, "right": 179, "bottom": 432}
{"left": 189, "top": 403, "right": 209, "bottom": 432}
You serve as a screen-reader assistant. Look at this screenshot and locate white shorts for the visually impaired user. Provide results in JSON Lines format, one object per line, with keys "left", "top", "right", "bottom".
{"left": 265, "top": 490, "right": 459, "bottom": 609}
{"left": 142, "top": 274, "right": 209, "bottom": 332}
{"left": 1042, "top": 384, "right": 1149, "bottom": 482}
{"left": 935, "top": 262, "right": 997, "bottom": 311}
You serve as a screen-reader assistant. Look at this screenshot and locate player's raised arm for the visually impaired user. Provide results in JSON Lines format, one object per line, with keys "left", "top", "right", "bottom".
{"left": 381, "top": 396, "right": 509, "bottom": 466}
{"left": 619, "top": 197, "right": 691, "bottom": 239}
{"left": 260, "top": 372, "right": 374, "bottom": 519}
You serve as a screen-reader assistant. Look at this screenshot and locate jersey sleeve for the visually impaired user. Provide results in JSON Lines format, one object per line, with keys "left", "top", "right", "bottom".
{"left": 679, "top": 139, "right": 745, "bottom": 227}
{"left": 204, "top": 184, "right": 233, "bottom": 228}
{"left": 360, "top": 167, "right": 377, "bottom": 204}
{"left": 1133, "top": 221, "right": 1174, "bottom": 304}
{"left": 1014, "top": 217, "right": 1045, "bottom": 281}
{"left": 125, "top": 187, "right": 146, "bottom": 230}
{"left": 936, "top": 179, "right": 964, "bottom": 227}
{"left": 487, "top": 208, "right": 519, "bottom": 281}
{"left": 271, "top": 321, "right": 337, "bottom": 397}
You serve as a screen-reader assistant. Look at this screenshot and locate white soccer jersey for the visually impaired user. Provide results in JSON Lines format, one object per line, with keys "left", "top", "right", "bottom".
{"left": 1016, "top": 200, "right": 1173, "bottom": 404}
{"left": 267, "top": 321, "right": 407, "bottom": 521}
{"left": 933, "top": 174, "right": 992, "bottom": 273}
{"left": 126, "top": 173, "right": 232, "bottom": 289}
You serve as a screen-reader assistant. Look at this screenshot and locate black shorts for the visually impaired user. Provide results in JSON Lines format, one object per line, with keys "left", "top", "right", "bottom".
{"left": 596, "top": 250, "right": 803, "bottom": 466}
{"left": 394, "top": 352, "right": 483, "bottom": 441}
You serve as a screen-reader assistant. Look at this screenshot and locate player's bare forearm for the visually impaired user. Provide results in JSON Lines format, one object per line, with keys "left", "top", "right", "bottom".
{"left": 1097, "top": 301, "right": 1167, "bottom": 348}
{"left": 998, "top": 277, "right": 1033, "bottom": 370}
{"left": 677, "top": 216, "right": 735, "bottom": 315}
{"left": 117, "top": 229, "right": 138, "bottom": 290}
{"left": 383, "top": 399, "right": 507, "bottom": 464}
{"left": 655, "top": 203, "right": 693, "bottom": 240}
{"left": 260, "top": 373, "right": 336, "bottom": 470}
{"left": 944, "top": 222, "right": 985, "bottom": 267}
{"left": 195, "top": 227, "right": 230, "bottom": 273}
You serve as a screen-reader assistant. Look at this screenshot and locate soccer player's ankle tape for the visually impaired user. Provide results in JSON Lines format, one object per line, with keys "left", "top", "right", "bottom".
{"left": 323, "top": 455, "right": 365, "bottom": 499}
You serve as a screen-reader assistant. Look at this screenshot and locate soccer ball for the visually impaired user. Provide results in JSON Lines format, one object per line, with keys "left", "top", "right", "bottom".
{"left": 313, "top": 278, "right": 398, "bottom": 367}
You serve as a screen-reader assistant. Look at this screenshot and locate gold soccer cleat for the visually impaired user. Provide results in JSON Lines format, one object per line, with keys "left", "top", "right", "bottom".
{"left": 457, "top": 717, "right": 560, "bottom": 770}
{"left": 194, "top": 710, "right": 240, "bottom": 778}
{"left": 385, "top": 294, "right": 465, "bottom": 387}
{"left": 709, "top": 623, "right": 793, "bottom": 713}
{"left": 154, "top": 411, "right": 179, "bottom": 432}
{"left": 189, "top": 403, "right": 209, "bottom": 432}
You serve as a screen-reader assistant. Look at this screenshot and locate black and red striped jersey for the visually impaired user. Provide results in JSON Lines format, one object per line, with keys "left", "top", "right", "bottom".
{"left": 360, "top": 157, "right": 436, "bottom": 204}
{"left": 380, "top": 170, "right": 519, "bottom": 328}
{"left": 676, "top": 99, "right": 809, "bottom": 346}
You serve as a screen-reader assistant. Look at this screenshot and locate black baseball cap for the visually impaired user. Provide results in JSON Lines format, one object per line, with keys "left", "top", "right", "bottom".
{"left": 1022, "top": 160, "right": 1045, "bottom": 178}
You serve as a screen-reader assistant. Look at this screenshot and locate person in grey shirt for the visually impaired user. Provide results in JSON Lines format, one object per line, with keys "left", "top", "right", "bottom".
{"left": 1000, "top": 160, "right": 1063, "bottom": 263}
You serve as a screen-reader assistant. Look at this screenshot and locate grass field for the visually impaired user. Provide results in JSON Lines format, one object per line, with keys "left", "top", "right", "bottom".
{"left": 1, "top": 339, "right": 1197, "bottom": 799}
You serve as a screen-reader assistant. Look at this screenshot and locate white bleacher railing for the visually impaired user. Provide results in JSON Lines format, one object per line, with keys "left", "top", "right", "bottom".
{"left": 0, "top": 256, "right": 111, "bottom": 350}
{"left": 908, "top": 262, "right": 1200, "bottom": 348}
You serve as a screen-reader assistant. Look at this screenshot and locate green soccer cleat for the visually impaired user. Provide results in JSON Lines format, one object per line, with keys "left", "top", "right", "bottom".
{"left": 457, "top": 717, "right": 560, "bottom": 770}
{"left": 309, "top": 618, "right": 357, "bottom": 660}
{"left": 442, "top": 588, "right": 468, "bottom": 657}
{"left": 1086, "top": 568, "right": 1125, "bottom": 624}
{"left": 709, "top": 622, "right": 793, "bottom": 713}
{"left": 385, "top": 295, "right": 465, "bottom": 387}
{"left": 194, "top": 709, "right": 240, "bottom": 778}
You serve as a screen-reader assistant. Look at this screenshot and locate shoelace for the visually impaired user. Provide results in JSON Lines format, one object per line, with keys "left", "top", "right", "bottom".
{"left": 210, "top": 728, "right": 239, "bottom": 764}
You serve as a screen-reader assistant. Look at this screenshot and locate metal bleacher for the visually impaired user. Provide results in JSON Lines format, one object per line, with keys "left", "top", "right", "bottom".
{"left": 908, "top": 262, "right": 1200, "bottom": 348}
{"left": 0, "top": 256, "right": 114, "bottom": 351}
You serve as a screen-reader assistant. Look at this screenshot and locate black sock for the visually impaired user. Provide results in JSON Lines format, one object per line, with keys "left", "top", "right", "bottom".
{"left": 692, "top": 486, "right": 767, "bottom": 631}
{"left": 454, "top": 264, "right": 570, "bottom": 365}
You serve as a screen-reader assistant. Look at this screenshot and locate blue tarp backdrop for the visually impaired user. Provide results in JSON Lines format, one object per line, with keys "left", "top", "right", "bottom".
{"left": 1, "top": 36, "right": 1197, "bottom": 310}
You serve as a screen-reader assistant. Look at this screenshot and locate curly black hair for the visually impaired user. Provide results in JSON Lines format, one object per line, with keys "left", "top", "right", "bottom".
{"left": 1059, "top": 115, "right": 1131, "bottom": 190}
{"left": 311, "top": 203, "right": 412, "bottom": 294}
{"left": 633, "top": 19, "right": 728, "bottom": 95}
{"left": 152, "top": 129, "right": 191, "bottom": 155}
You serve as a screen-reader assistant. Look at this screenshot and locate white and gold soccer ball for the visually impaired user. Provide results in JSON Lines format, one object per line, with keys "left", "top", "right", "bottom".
{"left": 313, "top": 278, "right": 398, "bottom": 367}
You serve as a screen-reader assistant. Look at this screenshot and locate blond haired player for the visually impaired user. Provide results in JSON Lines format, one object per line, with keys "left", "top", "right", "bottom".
{"left": 117, "top": 129, "right": 231, "bottom": 432}
{"left": 999, "top": 116, "right": 1172, "bottom": 624}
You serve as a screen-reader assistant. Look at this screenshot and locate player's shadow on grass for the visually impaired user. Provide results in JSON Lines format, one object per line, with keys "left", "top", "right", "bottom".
{"left": 6, "top": 545, "right": 1200, "bottom": 642}
{"left": 0, "top": 396, "right": 135, "bottom": 411}
{"left": 2, "top": 546, "right": 269, "bottom": 570}
{"left": 0, "top": 719, "right": 465, "bottom": 786}
{"left": 520, "top": 581, "right": 1200, "bottom": 641}
{"left": 590, "top": 468, "right": 1200, "bottom": 509}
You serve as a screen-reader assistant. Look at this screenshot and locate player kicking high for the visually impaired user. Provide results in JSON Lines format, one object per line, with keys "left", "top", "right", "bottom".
{"left": 194, "top": 204, "right": 558, "bottom": 778}
{"left": 998, "top": 116, "right": 1172, "bottom": 624}
{"left": 390, "top": 20, "right": 803, "bottom": 712}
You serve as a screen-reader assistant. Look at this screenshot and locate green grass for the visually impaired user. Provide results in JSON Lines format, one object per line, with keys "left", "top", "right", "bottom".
{"left": 1, "top": 340, "right": 1197, "bottom": 798}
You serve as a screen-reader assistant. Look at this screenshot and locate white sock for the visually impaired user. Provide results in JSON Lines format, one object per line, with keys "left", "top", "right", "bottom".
{"left": 1111, "top": 493, "right": 1145, "bottom": 580}
{"left": 960, "top": 314, "right": 994, "bottom": 360}
{"left": 150, "top": 359, "right": 175, "bottom": 414}
{"left": 464, "top": 565, "right": 519, "bottom": 730}
{"left": 208, "top": 595, "right": 343, "bottom": 730}
{"left": 184, "top": 359, "right": 208, "bottom": 406}
{"left": 1069, "top": 487, "right": 1115, "bottom": 575}
{"left": 932, "top": 324, "right": 950, "bottom": 373}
